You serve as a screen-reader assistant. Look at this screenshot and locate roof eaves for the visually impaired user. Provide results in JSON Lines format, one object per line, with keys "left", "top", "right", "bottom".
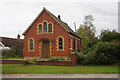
{"left": 22, "top": 8, "right": 45, "bottom": 35}
{"left": 44, "top": 8, "right": 69, "bottom": 32}
{"left": 69, "top": 32, "right": 81, "bottom": 39}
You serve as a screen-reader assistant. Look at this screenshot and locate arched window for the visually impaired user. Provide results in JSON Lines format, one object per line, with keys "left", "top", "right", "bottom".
{"left": 58, "top": 37, "right": 63, "bottom": 50}
{"left": 29, "top": 39, "right": 34, "bottom": 51}
{"left": 48, "top": 23, "right": 52, "bottom": 32}
{"left": 38, "top": 24, "right": 42, "bottom": 33}
{"left": 43, "top": 22, "right": 47, "bottom": 33}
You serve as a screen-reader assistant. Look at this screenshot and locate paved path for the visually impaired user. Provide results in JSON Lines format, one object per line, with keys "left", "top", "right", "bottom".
{"left": 2, "top": 74, "right": 119, "bottom": 78}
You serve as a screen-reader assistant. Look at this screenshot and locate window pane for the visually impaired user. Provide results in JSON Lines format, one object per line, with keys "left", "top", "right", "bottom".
{"left": 59, "top": 45, "right": 63, "bottom": 50}
{"left": 58, "top": 37, "right": 63, "bottom": 50}
{"left": 30, "top": 46, "right": 33, "bottom": 50}
{"left": 59, "top": 38, "right": 62, "bottom": 42}
{"left": 39, "top": 24, "right": 42, "bottom": 33}
{"left": 48, "top": 23, "right": 52, "bottom": 32}
{"left": 59, "top": 41, "right": 62, "bottom": 45}
{"left": 29, "top": 39, "right": 33, "bottom": 50}
{"left": 43, "top": 22, "right": 47, "bottom": 32}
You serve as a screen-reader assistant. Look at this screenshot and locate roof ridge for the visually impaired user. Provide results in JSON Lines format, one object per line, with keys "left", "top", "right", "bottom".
{"left": 22, "top": 8, "right": 81, "bottom": 39}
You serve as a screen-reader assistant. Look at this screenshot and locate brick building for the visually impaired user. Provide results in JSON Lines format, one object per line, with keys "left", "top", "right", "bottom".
{"left": 22, "top": 8, "right": 82, "bottom": 58}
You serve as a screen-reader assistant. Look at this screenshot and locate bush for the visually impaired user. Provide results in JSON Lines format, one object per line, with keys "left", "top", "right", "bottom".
{"left": 94, "top": 42, "right": 119, "bottom": 65}
{"left": 77, "top": 52, "right": 84, "bottom": 64}
{"left": 38, "top": 57, "right": 71, "bottom": 62}
{"left": 83, "top": 50, "right": 96, "bottom": 65}
{"left": 77, "top": 42, "right": 119, "bottom": 65}
{"left": 2, "top": 45, "right": 23, "bottom": 59}
{"left": 25, "top": 58, "right": 36, "bottom": 64}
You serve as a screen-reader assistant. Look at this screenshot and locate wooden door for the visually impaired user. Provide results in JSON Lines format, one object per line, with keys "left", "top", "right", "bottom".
{"left": 42, "top": 40, "right": 50, "bottom": 58}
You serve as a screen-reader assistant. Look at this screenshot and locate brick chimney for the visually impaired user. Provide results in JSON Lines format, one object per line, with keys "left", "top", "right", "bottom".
{"left": 17, "top": 34, "right": 20, "bottom": 39}
{"left": 58, "top": 15, "right": 60, "bottom": 20}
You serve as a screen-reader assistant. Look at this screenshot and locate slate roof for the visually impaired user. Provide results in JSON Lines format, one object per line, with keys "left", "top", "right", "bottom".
{"left": 0, "top": 37, "right": 23, "bottom": 47}
{"left": 23, "top": 8, "right": 81, "bottom": 39}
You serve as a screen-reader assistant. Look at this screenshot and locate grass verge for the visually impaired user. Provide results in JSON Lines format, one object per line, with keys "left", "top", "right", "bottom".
{"left": 2, "top": 64, "right": 119, "bottom": 74}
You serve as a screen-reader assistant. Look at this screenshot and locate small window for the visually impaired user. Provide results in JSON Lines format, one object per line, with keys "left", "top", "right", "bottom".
{"left": 48, "top": 23, "right": 52, "bottom": 32}
{"left": 43, "top": 22, "right": 47, "bottom": 33}
{"left": 76, "top": 40, "right": 77, "bottom": 49}
{"left": 38, "top": 24, "right": 42, "bottom": 33}
{"left": 29, "top": 39, "right": 33, "bottom": 51}
{"left": 71, "top": 38, "right": 72, "bottom": 49}
{"left": 58, "top": 37, "right": 63, "bottom": 50}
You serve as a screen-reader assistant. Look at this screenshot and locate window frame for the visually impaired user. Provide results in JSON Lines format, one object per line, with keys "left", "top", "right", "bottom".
{"left": 58, "top": 37, "right": 63, "bottom": 50}
{"left": 76, "top": 39, "right": 77, "bottom": 49}
{"left": 38, "top": 24, "right": 42, "bottom": 33}
{"left": 37, "top": 21, "right": 54, "bottom": 34}
{"left": 43, "top": 21, "right": 47, "bottom": 33}
{"left": 48, "top": 23, "right": 52, "bottom": 32}
{"left": 57, "top": 36, "right": 64, "bottom": 51}
{"left": 28, "top": 38, "right": 34, "bottom": 51}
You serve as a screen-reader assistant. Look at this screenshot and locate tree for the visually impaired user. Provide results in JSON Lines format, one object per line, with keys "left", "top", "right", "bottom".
{"left": 76, "top": 14, "right": 96, "bottom": 50}
{"left": 100, "top": 29, "right": 120, "bottom": 42}
{"left": 76, "top": 26, "right": 89, "bottom": 50}
{"left": 82, "top": 14, "right": 96, "bottom": 40}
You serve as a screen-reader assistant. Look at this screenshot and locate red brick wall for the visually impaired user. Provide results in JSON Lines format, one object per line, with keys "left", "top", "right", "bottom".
{"left": 23, "top": 10, "right": 71, "bottom": 58}
{"left": 1, "top": 54, "right": 77, "bottom": 66}
{"left": 1, "top": 60, "right": 27, "bottom": 64}
{"left": 36, "top": 54, "right": 77, "bottom": 66}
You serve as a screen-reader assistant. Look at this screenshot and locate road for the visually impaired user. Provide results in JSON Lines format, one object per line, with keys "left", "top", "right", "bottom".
{"left": 2, "top": 74, "right": 119, "bottom": 78}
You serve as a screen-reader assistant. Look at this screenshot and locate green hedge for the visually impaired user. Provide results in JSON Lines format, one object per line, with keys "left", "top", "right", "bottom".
{"left": 77, "top": 42, "right": 119, "bottom": 65}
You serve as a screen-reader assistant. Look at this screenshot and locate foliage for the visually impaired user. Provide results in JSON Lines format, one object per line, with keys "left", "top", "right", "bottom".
{"left": 71, "top": 49, "right": 78, "bottom": 54}
{"left": 100, "top": 30, "right": 120, "bottom": 42}
{"left": 39, "top": 57, "right": 71, "bottom": 62}
{"left": 82, "top": 14, "right": 96, "bottom": 40}
{"left": 77, "top": 52, "right": 84, "bottom": 64}
{"left": 94, "top": 42, "right": 119, "bottom": 64}
{"left": 86, "top": 37, "right": 99, "bottom": 48}
{"left": 77, "top": 29, "right": 120, "bottom": 65}
{"left": 2, "top": 45, "right": 23, "bottom": 59}
{"left": 76, "top": 26, "right": 90, "bottom": 50}
{"left": 25, "top": 58, "right": 36, "bottom": 64}
{"left": 76, "top": 14, "right": 96, "bottom": 50}
{"left": 77, "top": 42, "right": 119, "bottom": 65}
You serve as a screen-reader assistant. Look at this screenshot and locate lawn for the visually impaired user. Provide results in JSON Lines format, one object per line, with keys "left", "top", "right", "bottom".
{"left": 2, "top": 64, "right": 119, "bottom": 74}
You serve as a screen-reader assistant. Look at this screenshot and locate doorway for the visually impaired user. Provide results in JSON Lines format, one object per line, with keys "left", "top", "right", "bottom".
{"left": 42, "top": 40, "right": 50, "bottom": 58}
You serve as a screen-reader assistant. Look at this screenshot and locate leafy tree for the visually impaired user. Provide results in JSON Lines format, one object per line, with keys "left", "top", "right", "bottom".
{"left": 76, "top": 14, "right": 96, "bottom": 50}
{"left": 76, "top": 26, "right": 89, "bottom": 50}
{"left": 100, "top": 30, "right": 120, "bottom": 42}
{"left": 82, "top": 14, "right": 96, "bottom": 40}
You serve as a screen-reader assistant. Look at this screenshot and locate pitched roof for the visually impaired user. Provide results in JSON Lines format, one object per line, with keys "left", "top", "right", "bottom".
{"left": 23, "top": 8, "right": 81, "bottom": 39}
{"left": 0, "top": 37, "right": 23, "bottom": 47}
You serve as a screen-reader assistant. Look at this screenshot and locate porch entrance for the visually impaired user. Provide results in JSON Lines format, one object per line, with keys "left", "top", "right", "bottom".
{"left": 42, "top": 40, "right": 50, "bottom": 58}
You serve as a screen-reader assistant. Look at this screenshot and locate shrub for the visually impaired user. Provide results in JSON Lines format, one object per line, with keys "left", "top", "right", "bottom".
{"left": 77, "top": 52, "right": 84, "bottom": 64}
{"left": 77, "top": 42, "right": 119, "bottom": 65}
{"left": 94, "top": 42, "right": 119, "bottom": 65}
{"left": 25, "top": 58, "right": 36, "bottom": 64}
{"left": 2, "top": 45, "right": 23, "bottom": 59}
{"left": 47, "top": 57, "right": 71, "bottom": 62}
{"left": 83, "top": 50, "right": 96, "bottom": 65}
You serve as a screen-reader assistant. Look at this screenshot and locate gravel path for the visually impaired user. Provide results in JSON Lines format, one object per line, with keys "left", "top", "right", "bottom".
{"left": 2, "top": 74, "right": 119, "bottom": 78}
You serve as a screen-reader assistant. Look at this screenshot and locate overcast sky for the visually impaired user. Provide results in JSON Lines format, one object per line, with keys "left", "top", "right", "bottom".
{"left": 0, "top": 0, "right": 119, "bottom": 39}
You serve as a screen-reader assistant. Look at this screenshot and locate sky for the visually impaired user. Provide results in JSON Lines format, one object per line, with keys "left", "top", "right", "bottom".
{"left": 0, "top": 0, "right": 119, "bottom": 39}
